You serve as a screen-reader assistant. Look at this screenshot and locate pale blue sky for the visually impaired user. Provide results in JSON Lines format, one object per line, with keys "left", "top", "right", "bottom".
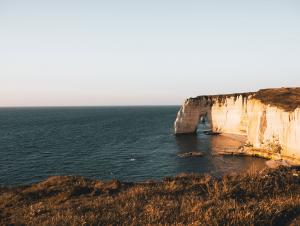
{"left": 0, "top": 0, "right": 300, "bottom": 106}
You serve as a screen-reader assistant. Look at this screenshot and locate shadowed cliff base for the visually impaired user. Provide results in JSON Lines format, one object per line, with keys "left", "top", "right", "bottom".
{"left": 2, "top": 167, "right": 300, "bottom": 225}
{"left": 213, "top": 144, "right": 300, "bottom": 166}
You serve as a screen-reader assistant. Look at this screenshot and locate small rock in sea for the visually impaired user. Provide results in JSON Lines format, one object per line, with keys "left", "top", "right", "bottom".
{"left": 203, "top": 130, "right": 221, "bottom": 135}
{"left": 177, "top": 152, "right": 203, "bottom": 158}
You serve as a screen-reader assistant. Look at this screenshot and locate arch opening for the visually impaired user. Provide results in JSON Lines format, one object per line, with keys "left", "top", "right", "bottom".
{"left": 196, "top": 112, "right": 212, "bottom": 134}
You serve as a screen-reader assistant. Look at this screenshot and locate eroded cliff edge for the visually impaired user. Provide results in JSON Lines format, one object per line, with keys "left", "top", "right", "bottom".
{"left": 174, "top": 88, "right": 300, "bottom": 160}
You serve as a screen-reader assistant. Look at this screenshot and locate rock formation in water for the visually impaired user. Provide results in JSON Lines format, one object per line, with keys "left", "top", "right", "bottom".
{"left": 174, "top": 88, "right": 300, "bottom": 160}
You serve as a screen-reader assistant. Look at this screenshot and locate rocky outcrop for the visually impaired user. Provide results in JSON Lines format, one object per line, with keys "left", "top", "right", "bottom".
{"left": 174, "top": 88, "right": 300, "bottom": 160}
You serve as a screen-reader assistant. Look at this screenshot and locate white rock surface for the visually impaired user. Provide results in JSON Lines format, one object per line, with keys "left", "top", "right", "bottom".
{"left": 174, "top": 90, "right": 300, "bottom": 159}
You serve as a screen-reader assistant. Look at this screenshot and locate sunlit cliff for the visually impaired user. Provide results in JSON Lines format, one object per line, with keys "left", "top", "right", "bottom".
{"left": 174, "top": 88, "right": 300, "bottom": 160}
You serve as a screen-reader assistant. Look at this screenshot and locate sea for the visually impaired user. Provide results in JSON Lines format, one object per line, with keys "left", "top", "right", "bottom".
{"left": 0, "top": 106, "right": 267, "bottom": 186}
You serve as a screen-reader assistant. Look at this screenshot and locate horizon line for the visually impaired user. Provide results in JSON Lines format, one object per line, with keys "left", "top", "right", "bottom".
{"left": 0, "top": 104, "right": 181, "bottom": 108}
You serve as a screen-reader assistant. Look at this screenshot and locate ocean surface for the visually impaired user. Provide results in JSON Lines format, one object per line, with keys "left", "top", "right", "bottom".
{"left": 0, "top": 106, "right": 267, "bottom": 186}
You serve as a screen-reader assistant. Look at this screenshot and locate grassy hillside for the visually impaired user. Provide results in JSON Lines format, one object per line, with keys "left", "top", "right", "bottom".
{"left": 1, "top": 167, "right": 300, "bottom": 225}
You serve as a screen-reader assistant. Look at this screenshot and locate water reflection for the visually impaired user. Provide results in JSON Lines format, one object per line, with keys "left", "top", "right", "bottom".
{"left": 210, "top": 134, "right": 246, "bottom": 154}
{"left": 175, "top": 134, "right": 200, "bottom": 153}
{"left": 174, "top": 132, "right": 267, "bottom": 176}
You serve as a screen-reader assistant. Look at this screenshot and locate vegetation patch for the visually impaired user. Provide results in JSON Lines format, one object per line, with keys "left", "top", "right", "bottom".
{"left": 2, "top": 167, "right": 300, "bottom": 225}
{"left": 253, "top": 87, "right": 300, "bottom": 112}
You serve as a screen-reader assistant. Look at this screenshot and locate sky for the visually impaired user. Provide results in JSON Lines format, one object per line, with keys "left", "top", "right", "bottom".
{"left": 0, "top": 0, "right": 300, "bottom": 106}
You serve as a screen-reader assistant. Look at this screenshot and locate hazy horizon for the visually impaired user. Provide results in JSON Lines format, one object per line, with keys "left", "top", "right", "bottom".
{"left": 0, "top": 87, "right": 298, "bottom": 107}
{"left": 1, "top": 0, "right": 300, "bottom": 106}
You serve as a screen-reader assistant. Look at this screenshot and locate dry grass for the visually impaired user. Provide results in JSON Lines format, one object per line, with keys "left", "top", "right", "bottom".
{"left": 1, "top": 167, "right": 300, "bottom": 225}
{"left": 253, "top": 87, "right": 300, "bottom": 112}
{"left": 190, "top": 87, "right": 300, "bottom": 112}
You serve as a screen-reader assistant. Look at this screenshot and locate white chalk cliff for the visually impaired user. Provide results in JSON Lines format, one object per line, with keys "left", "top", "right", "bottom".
{"left": 174, "top": 88, "right": 300, "bottom": 160}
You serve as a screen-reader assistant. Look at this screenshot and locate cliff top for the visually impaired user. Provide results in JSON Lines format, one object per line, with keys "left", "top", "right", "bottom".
{"left": 191, "top": 87, "right": 300, "bottom": 112}
{"left": 253, "top": 87, "right": 300, "bottom": 112}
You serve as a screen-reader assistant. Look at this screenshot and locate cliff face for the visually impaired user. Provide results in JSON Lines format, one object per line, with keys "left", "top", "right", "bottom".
{"left": 174, "top": 88, "right": 300, "bottom": 159}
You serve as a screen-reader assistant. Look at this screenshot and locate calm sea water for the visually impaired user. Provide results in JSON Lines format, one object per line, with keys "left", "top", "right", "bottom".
{"left": 0, "top": 107, "right": 267, "bottom": 186}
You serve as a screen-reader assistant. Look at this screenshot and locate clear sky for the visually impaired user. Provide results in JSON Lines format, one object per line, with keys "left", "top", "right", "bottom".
{"left": 0, "top": 0, "right": 300, "bottom": 106}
